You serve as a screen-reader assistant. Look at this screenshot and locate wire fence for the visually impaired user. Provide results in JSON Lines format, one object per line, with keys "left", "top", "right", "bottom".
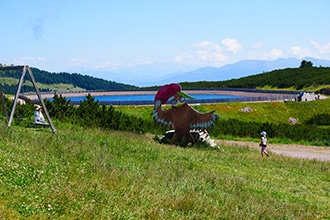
{"left": 25, "top": 88, "right": 301, "bottom": 106}
{"left": 67, "top": 94, "right": 298, "bottom": 106}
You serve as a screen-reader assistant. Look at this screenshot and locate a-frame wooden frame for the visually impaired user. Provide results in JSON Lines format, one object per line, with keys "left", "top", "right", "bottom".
{"left": 0, "top": 65, "right": 56, "bottom": 133}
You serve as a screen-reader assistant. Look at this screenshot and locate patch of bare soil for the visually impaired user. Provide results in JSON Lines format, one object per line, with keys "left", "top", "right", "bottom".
{"left": 216, "top": 140, "right": 330, "bottom": 162}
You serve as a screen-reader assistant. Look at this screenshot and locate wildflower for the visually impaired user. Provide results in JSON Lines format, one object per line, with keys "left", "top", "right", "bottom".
{"left": 288, "top": 117, "right": 299, "bottom": 124}
{"left": 239, "top": 106, "right": 254, "bottom": 113}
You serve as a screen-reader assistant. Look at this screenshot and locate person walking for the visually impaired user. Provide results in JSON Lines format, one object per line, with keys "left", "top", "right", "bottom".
{"left": 260, "top": 131, "right": 270, "bottom": 157}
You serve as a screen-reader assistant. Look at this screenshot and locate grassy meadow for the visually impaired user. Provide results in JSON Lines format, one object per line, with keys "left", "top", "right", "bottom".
{"left": 117, "top": 99, "right": 330, "bottom": 145}
{"left": 116, "top": 98, "right": 330, "bottom": 125}
{"left": 0, "top": 118, "right": 329, "bottom": 219}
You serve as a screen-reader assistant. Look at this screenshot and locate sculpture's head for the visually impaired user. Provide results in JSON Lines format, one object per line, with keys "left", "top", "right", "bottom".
{"left": 154, "top": 83, "right": 193, "bottom": 106}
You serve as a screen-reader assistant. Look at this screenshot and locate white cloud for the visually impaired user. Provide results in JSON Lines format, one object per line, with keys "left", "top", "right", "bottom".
{"left": 196, "top": 50, "right": 210, "bottom": 61}
{"left": 173, "top": 41, "right": 227, "bottom": 66}
{"left": 22, "top": 57, "right": 47, "bottom": 61}
{"left": 195, "top": 44, "right": 226, "bottom": 64}
{"left": 192, "top": 41, "right": 213, "bottom": 48}
{"left": 93, "top": 58, "right": 158, "bottom": 70}
{"left": 174, "top": 53, "right": 193, "bottom": 62}
{"left": 311, "top": 41, "right": 330, "bottom": 54}
{"left": 247, "top": 48, "right": 283, "bottom": 60}
{"left": 288, "top": 46, "right": 312, "bottom": 58}
{"left": 68, "top": 58, "right": 90, "bottom": 68}
{"left": 221, "top": 38, "right": 243, "bottom": 54}
{"left": 94, "top": 60, "right": 130, "bottom": 70}
{"left": 252, "top": 42, "right": 263, "bottom": 49}
{"left": 95, "top": 60, "right": 115, "bottom": 69}
{"left": 7, "top": 57, "right": 47, "bottom": 66}
{"left": 265, "top": 48, "right": 283, "bottom": 59}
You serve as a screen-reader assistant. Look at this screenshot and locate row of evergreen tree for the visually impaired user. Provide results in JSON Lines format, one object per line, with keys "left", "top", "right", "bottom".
{"left": 0, "top": 67, "right": 137, "bottom": 94}
{"left": 4, "top": 94, "right": 164, "bottom": 135}
{"left": 180, "top": 67, "right": 330, "bottom": 91}
{"left": 2, "top": 94, "right": 329, "bottom": 146}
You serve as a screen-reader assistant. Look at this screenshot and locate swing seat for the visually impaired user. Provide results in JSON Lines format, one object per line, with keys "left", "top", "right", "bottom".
{"left": 31, "top": 121, "right": 50, "bottom": 127}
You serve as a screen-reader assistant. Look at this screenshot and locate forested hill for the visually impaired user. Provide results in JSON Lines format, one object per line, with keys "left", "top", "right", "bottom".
{"left": 0, "top": 67, "right": 137, "bottom": 94}
{"left": 179, "top": 66, "right": 330, "bottom": 91}
{"left": 29, "top": 68, "right": 138, "bottom": 90}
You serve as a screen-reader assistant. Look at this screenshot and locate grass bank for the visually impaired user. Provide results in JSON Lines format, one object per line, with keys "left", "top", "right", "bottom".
{"left": 116, "top": 98, "right": 330, "bottom": 125}
{"left": 0, "top": 122, "right": 329, "bottom": 219}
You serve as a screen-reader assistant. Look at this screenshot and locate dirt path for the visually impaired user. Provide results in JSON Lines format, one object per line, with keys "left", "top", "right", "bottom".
{"left": 216, "top": 140, "right": 330, "bottom": 162}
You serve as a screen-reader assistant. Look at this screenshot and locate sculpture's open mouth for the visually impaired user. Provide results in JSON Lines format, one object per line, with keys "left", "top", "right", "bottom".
{"left": 171, "top": 97, "right": 186, "bottom": 107}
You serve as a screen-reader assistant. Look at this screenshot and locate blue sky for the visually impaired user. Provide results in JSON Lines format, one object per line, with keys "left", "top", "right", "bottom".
{"left": 1, "top": 0, "right": 330, "bottom": 83}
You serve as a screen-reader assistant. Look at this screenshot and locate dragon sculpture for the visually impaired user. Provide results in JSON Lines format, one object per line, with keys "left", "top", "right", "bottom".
{"left": 152, "top": 83, "right": 218, "bottom": 146}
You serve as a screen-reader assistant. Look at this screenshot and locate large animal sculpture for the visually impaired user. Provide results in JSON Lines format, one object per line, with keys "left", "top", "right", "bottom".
{"left": 152, "top": 83, "right": 218, "bottom": 146}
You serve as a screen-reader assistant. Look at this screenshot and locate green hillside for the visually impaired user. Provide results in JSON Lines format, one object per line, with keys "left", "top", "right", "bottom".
{"left": 116, "top": 99, "right": 330, "bottom": 145}
{"left": 0, "top": 76, "right": 86, "bottom": 92}
{"left": 179, "top": 66, "right": 330, "bottom": 92}
{"left": 0, "top": 67, "right": 137, "bottom": 94}
{"left": 116, "top": 99, "right": 330, "bottom": 126}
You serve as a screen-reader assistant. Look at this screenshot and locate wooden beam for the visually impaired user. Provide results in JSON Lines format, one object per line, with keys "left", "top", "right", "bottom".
{"left": 8, "top": 66, "right": 26, "bottom": 127}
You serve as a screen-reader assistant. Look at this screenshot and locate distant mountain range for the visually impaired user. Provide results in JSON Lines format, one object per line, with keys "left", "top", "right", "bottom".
{"left": 76, "top": 57, "right": 330, "bottom": 87}
{"left": 146, "top": 57, "right": 330, "bottom": 86}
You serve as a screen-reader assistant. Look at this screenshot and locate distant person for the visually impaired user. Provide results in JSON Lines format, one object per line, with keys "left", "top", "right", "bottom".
{"left": 34, "top": 105, "right": 47, "bottom": 124}
{"left": 260, "top": 131, "right": 270, "bottom": 157}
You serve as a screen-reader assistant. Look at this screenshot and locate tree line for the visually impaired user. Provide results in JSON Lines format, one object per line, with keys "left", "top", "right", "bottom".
{"left": 0, "top": 67, "right": 137, "bottom": 94}
{"left": 179, "top": 65, "right": 330, "bottom": 91}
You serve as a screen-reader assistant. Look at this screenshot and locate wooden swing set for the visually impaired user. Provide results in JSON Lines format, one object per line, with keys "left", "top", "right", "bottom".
{"left": 0, "top": 65, "right": 56, "bottom": 133}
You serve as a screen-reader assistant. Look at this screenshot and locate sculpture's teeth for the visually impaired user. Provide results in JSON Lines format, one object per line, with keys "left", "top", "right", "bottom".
{"left": 153, "top": 111, "right": 158, "bottom": 117}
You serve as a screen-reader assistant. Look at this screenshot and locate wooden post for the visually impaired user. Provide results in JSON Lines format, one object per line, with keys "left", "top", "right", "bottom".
{"left": 8, "top": 66, "right": 27, "bottom": 127}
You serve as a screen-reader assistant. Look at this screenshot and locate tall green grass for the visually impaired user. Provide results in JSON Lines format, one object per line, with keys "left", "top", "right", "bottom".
{"left": 116, "top": 99, "right": 330, "bottom": 125}
{"left": 0, "top": 121, "right": 329, "bottom": 219}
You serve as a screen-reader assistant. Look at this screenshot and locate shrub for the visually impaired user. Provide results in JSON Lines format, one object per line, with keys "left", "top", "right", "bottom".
{"left": 45, "top": 93, "right": 75, "bottom": 121}
{"left": 304, "top": 113, "right": 330, "bottom": 126}
{"left": 3, "top": 94, "right": 329, "bottom": 145}
{"left": 210, "top": 118, "right": 329, "bottom": 145}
